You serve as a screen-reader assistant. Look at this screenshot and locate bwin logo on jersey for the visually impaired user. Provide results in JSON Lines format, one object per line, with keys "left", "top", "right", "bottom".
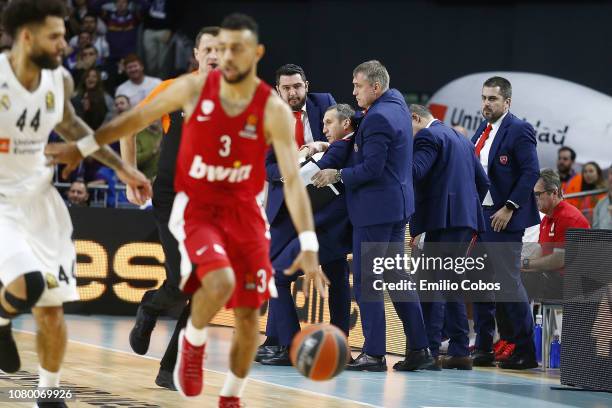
{"left": 188, "top": 155, "right": 252, "bottom": 182}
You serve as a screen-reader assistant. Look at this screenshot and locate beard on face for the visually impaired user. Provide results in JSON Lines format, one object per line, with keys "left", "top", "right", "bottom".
{"left": 30, "top": 49, "right": 61, "bottom": 70}
{"left": 222, "top": 63, "right": 253, "bottom": 84}
{"left": 287, "top": 94, "right": 306, "bottom": 111}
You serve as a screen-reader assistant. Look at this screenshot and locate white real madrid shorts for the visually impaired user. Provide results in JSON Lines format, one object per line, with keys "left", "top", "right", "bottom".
{"left": 0, "top": 186, "right": 78, "bottom": 307}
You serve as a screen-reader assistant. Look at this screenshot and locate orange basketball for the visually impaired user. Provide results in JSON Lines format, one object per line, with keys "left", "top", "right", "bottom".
{"left": 290, "top": 324, "right": 350, "bottom": 381}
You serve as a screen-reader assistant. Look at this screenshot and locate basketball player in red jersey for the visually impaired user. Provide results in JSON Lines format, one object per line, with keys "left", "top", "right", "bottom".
{"left": 46, "top": 13, "right": 328, "bottom": 406}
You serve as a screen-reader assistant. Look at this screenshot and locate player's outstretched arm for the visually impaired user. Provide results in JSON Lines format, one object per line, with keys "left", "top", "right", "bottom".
{"left": 51, "top": 69, "right": 152, "bottom": 201}
{"left": 45, "top": 72, "right": 203, "bottom": 170}
{"left": 266, "top": 95, "right": 329, "bottom": 298}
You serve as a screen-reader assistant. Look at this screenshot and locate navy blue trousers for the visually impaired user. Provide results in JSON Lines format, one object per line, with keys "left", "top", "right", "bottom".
{"left": 473, "top": 208, "right": 534, "bottom": 354}
{"left": 420, "top": 227, "right": 472, "bottom": 358}
{"left": 353, "top": 221, "right": 428, "bottom": 356}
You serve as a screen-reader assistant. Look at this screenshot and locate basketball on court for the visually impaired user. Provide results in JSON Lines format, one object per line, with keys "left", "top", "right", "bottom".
{"left": 290, "top": 324, "right": 350, "bottom": 381}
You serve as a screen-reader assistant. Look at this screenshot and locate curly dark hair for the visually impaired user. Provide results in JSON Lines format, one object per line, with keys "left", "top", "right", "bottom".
{"left": 2, "top": 0, "right": 66, "bottom": 37}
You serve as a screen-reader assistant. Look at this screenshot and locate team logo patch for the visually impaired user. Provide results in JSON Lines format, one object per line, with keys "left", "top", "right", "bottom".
{"left": 201, "top": 99, "right": 214, "bottom": 115}
{"left": 45, "top": 91, "right": 55, "bottom": 112}
{"left": 0, "top": 138, "right": 9, "bottom": 153}
{"left": 499, "top": 155, "right": 509, "bottom": 165}
{"left": 45, "top": 273, "right": 59, "bottom": 289}
{"left": 0, "top": 94, "right": 10, "bottom": 111}
{"left": 239, "top": 114, "right": 258, "bottom": 139}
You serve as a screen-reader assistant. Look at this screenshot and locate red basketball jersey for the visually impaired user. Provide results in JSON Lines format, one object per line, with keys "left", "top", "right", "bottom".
{"left": 175, "top": 70, "right": 273, "bottom": 204}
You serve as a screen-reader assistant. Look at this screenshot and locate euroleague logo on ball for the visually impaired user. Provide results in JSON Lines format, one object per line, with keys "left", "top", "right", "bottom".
{"left": 201, "top": 99, "right": 214, "bottom": 115}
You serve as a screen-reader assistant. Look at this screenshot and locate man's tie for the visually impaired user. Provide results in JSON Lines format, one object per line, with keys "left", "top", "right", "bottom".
{"left": 475, "top": 124, "right": 493, "bottom": 158}
{"left": 293, "top": 111, "right": 305, "bottom": 147}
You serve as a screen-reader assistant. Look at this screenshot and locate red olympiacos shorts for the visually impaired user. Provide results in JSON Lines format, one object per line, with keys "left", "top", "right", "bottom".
{"left": 169, "top": 192, "right": 275, "bottom": 309}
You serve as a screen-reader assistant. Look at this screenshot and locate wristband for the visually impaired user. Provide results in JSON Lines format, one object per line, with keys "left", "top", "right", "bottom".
{"left": 298, "top": 231, "right": 319, "bottom": 252}
{"left": 76, "top": 134, "right": 100, "bottom": 157}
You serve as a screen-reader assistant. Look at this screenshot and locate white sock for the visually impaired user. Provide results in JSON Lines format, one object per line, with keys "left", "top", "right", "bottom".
{"left": 220, "top": 370, "right": 247, "bottom": 398}
{"left": 38, "top": 365, "right": 60, "bottom": 388}
{"left": 0, "top": 317, "right": 10, "bottom": 326}
{"left": 185, "top": 318, "right": 207, "bottom": 346}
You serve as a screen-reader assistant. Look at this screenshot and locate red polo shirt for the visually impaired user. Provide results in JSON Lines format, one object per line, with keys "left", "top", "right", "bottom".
{"left": 539, "top": 200, "right": 590, "bottom": 256}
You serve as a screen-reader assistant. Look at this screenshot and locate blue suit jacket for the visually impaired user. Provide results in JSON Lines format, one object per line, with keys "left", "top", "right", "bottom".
{"left": 471, "top": 112, "right": 541, "bottom": 231}
{"left": 341, "top": 89, "right": 413, "bottom": 227}
{"left": 265, "top": 92, "right": 336, "bottom": 224}
{"left": 410, "top": 120, "right": 489, "bottom": 237}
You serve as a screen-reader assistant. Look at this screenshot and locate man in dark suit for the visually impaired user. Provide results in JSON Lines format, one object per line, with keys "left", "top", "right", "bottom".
{"left": 256, "top": 65, "right": 351, "bottom": 365}
{"left": 410, "top": 104, "right": 489, "bottom": 370}
{"left": 314, "top": 60, "right": 432, "bottom": 371}
{"left": 470, "top": 76, "right": 541, "bottom": 370}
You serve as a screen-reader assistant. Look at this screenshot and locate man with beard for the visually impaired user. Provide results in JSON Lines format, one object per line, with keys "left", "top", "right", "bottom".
{"left": 0, "top": 1, "right": 151, "bottom": 406}
{"left": 470, "top": 76, "right": 541, "bottom": 370}
{"left": 45, "top": 13, "right": 327, "bottom": 406}
{"left": 121, "top": 26, "right": 220, "bottom": 391}
{"left": 255, "top": 64, "right": 343, "bottom": 365}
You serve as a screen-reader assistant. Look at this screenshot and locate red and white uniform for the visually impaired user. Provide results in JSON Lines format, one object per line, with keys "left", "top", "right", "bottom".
{"left": 169, "top": 70, "right": 275, "bottom": 308}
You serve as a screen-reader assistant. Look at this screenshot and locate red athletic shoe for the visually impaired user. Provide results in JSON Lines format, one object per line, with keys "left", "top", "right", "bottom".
{"left": 173, "top": 329, "right": 206, "bottom": 399}
{"left": 495, "top": 342, "right": 516, "bottom": 362}
{"left": 493, "top": 339, "right": 508, "bottom": 356}
{"left": 219, "top": 396, "right": 241, "bottom": 407}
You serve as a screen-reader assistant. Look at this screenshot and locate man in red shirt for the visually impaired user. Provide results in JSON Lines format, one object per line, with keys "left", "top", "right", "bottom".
{"left": 522, "top": 169, "right": 590, "bottom": 299}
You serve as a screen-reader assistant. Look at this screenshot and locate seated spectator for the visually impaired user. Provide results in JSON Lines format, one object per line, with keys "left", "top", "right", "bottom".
{"left": 100, "top": 0, "right": 141, "bottom": 67}
{"left": 521, "top": 169, "right": 590, "bottom": 300}
{"left": 68, "top": 13, "right": 110, "bottom": 65}
{"left": 115, "top": 54, "right": 161, "bottom": 105}
{"left": 72, "top": 68, "right": 114, "bottom": 130}
{"left": 592, "top": 165, "right": 612, "bottom": 229}
{"left": 141, "top": 0, "right": 177, "bottom": 77}
{"left": 64, "top": 31, "right": 93, "bottom": 71}
{"left": 66, "top": 179, "right": 90, "bottom": 207}
{"left": 566, "top": 161, "right": 607, "bottom": 222}
{"left": 71, "top": 45, "right": 110, "bottom": 87}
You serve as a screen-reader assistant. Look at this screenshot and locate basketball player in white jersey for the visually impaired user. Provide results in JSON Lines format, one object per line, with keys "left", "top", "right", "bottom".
{"left": 0, "top": 1, "right": 151, "bottom": 406}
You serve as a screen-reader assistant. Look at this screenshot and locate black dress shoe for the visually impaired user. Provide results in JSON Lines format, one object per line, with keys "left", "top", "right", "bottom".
{"left": 259, "top": 346, "right": 291, "bottom": 366}
{"left": 255, "top": 345, "right": 282, "bottom": 362}
{"left": 393, "top": 348, "right": 434, "bottom": 371}
{"left": 346, "top": 352, "right": 387, "bottom": 372}
{"left": 471, "top": 350, "right": 495, "bottom": 367}
{"left": 0, "top": 323, "right": 20, "bottom": 373}
{"left": 129, "top": 305, "right": 157, "bottom": 355}
{"left": 155, "top": 368, "right": 177, "bottom": 391}
{"left": 498, "top": 353, "right": 538, "bottom": 370}
{"left": 441, "top": 355, "right": 473, "bottom": 370}
{"left": 424, "top": 356, "right": 442, "bottom": 371}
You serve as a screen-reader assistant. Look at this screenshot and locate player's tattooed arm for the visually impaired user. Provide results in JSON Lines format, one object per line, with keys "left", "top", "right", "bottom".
{"left": 266, "top": 94, "right": 329, "bottom": 298}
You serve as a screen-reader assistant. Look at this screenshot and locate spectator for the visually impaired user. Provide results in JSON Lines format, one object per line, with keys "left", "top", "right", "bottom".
{"left": 72, "top": 68, "right": 114, "bottom": 130}
{"left": 115, "top": 54, "right": 161, "bottom": 105}
{"left": 100, "top": 0, "right": 141, "bottom": 66}
{"left": 68, "top": 13, "right": 110, "bottom": 64}
{"left": 66, "top": 179, "right": 90, "bottom": 207}
{"left": 557, "top": 146, "right": 581, "bottom": 195}
{"left": 521, "top": 169, "right": 590, "bottom": 300}
{"left": 141, "top": 0, "right": 177, "bottom": 77}
{"left": 567, "top": 161, "right": 607, "bottom": 222}
{"left": 71, "top": 44, "right": 109, "bottom": 87}
{"left": 592, "top": 165, "right": 612, "bottom": 229}
{"left": 64, "top": 30, "right": 93, "bottom": 71}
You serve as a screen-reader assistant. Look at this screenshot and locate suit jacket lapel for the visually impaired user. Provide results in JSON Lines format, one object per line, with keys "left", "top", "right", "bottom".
{"left": 306, "top": 97, "right": 324, "bottom": 142}
{"left": 487, "top": 112, "right": 513, "bottom": 167}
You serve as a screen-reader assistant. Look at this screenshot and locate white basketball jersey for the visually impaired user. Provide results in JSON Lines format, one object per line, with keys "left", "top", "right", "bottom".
{"left": 0, "top": 53, "right": 64, "bottom": 199}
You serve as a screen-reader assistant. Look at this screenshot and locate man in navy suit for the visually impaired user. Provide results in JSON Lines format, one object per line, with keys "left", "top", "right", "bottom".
{"left": 314, "top": 61, "right": 432, "bottom": 371}
{"left": 256, "top": 65, "right": 351, "bottom": 365}
{"left": 470, "top": 76, "right": 540, "bottom": 370}
{"left": 410, "top": 104, "right": 489, "bottom": 370}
